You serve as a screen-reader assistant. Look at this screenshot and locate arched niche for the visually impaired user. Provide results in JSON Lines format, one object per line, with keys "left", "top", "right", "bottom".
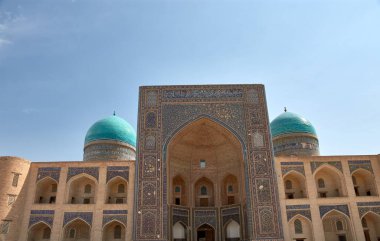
{"left": 67, "top": 174, "right": 97, "bottom": 204}
{"left": 62, "top": 219, "right": 91, "bottom": 241}
{"left": 362, "top": 212, "right": 380, "bottom": 241}
{"left": 288, "top": 215, "right": 313, "bottom": 241}
{"left": 314, "top": 166, "right": 346, "bottom": 198}
{"left": 34, "top": 177, "right": 58, "bottom": 204}
{"left": 225, "top": 220, "right": 240, "bottom": 241}
{"left": 221, "top": 174, "right": 239, "bottom": 205}
{"left": 173, "top": 222, "right": 187, "bottom": 241}
{"left": 197, "top": 223, "right": 215, "bottom": 241}
{"left": 166, "top": 117, "right": 245, "bottom": 208}
{"left": 194, "top": 177, "right": 214, "bottom": 207}
{"left": 102, "top": 220, "right": 126, "bottom": 241}
{"left": 322, "top": 210, "right": 353, "bottom": 241}
{"left": 283, "top": 171, "right": 308, "bottom": 199}
{"left": 172, "top": 175, "right": 187, "bottom": 206}
{"left": 28, "top": 222, "right": 51, "bottom": 241}
{"left": 352, "top": 169, "right": 378, "bottom": 197}
{"left": 106, "top": 176, "right": 128, "bottom": 204}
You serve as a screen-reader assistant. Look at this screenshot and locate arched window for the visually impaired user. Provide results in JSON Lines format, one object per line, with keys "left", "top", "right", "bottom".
{"left": 118, "top": 184, "right": 125, "bottom": 193}
{"left": 294, "top": 219, "right": 303, "bottom": 234}
{"left": 84, "top": 184, "right": 92, "bottom": 194}
{"left": 175, "top": 186, "right": 181, "bottom": 193}
{"left": 362, "top": 218, "right": 368, "bottom": 228}
{"left": 318, "top": 178, "right": 325, "bottom": 188}
{"left": 285, "top": 180, "right": 293, "bottom": 190}
{"left": 200, "top": 186, "right": 207, "bottom": 195}
{"left": 352, "top": 176, "right": 357, "bottom": 186}
{"left": 69, "top": 228, "right": 76, "bottom": 238}
{"left": 42, "top": 227, "right": 51, "bottom": 239}
{"left": 114, "top": 225, "right": 122, "bottom": 239}
{"left": 336, "top": 220, "right": 343, "bottom": 231}
{"left": 227, "top": 185, "right": 233, "bottom": 193}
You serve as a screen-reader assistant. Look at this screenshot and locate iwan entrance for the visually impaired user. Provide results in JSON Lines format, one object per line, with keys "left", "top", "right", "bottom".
{"left": 167, "top": 118, "right": 245, "bottom": 241}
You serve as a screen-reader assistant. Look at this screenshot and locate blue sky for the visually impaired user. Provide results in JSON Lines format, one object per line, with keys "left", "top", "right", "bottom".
{"left": 0, "top": 0, "right": 379, "bottom": 161}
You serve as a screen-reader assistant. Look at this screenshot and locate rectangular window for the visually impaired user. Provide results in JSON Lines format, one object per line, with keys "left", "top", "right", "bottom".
{"left": 0, "top": 220, "right": 11, "bottom": 234}
{"left": 200, "top": 160, "right": 206, "bottom": 169}
{"left": 116, "top": 198, "right": 124, "bottom": 204}
{"left": 83, "top": 198, "right": 90, "bottom": 204}
{"left": 175, "top": 198, "right": 181, "bottom": 205}
{"left": 286, "top": 193, "right": 294, "bottom": 199}
{"left": 49, "top": 196, "right": 56, "bottom": 204}
{"left": 319, "top": 192, "right": 327, "bottom": 198}
{"left": 7, "top": 195, "right": 16, "bottom": 206}
{"left": 12, "top": 173, "right": 20, "bottom": 187}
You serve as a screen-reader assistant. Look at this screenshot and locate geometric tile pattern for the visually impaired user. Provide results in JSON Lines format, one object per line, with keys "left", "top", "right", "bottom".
{"left": 221, "top": 206, "right": 241, "bottom": 225}
{"left": 319, "top": 205, "right": 350, "bottom": 218}
{"left": 36, "top": 167, "right": 61, "bottom": 182}
{"left": 66, "top": 167, "right": 99, "bottom": 182}
{"left": 286, "top": 205, "right": 311, "bottom": 221}
{"left": 102, "top": 210, "right": 128, "bottom": 227}
{"left": 106, "top": 166, "right": 129, "bottom": 183}
{"left": 348, "top": 160, "right": 373, "bottom": 174}
{"left": 281, "top": 162, "right": 305, "bottom": 176}
{"left": 63, "top": 212, "right": 93, "bottom": 227}
{"left": 357, "top": 202, "right": 380, "bottom": 218}
{"left": 172, "top": 207, "right": 190, "bottom": 226}
{"left": 29, "top": 210, "right": 55, "bottom": 227}
{"left": 311, "top": 161, "right": 343, "bottom": 173}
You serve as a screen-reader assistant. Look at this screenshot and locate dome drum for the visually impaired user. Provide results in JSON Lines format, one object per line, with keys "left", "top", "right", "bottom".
{"left": 272, "top": 135, "right": 319, "bottom": 157}
{"left": 83, "top": 141, "right": 136, "bottom": 161}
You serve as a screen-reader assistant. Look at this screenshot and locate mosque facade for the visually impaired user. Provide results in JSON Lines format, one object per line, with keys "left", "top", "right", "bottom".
{"left": 0, "top": 84, "right": 379, "bottom": 241}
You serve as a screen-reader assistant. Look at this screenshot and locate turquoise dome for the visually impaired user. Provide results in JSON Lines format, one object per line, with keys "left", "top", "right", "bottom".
{"left": 85, "top": 115, "right": 136, "bottom": 147}
{"left": 270, "top": 112, "right": 317, "bottom": 138}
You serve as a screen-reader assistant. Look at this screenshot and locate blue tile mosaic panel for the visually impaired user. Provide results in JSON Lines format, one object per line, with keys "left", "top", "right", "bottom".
{"left": 63, "top": 212, "right": 93, "bottom": 226}
{"left": 286, "top": 205, "right": 311, "bottom": 221}
{"left": 311, "top": 161, "right": 343, "bottom": 173}
{"left": 319, "top": 205, "right": 350, "bottom": 218}
{"left": 106, "top": 166, "right": 129, "bottom": 182}
{"left": 103, "top": 210, "right": 128, "bottom": 227}
{"left": 29, "top": 210, "right": 55, "bottom": 227}
{"left": 348, "top": 160, "right": 373, "bottom": 174}
{"left": 66, "top": 167, "right": 99, "bottom": 182}
{"left": 36, "top": 167, "right": 61, "bottom": 182}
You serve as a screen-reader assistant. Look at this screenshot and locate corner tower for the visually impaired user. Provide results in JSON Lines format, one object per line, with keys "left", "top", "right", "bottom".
{"left": 83, "top": 114, "right": 137, "bottom": 161}
{"left": 270, "top": 110, "right": 319, "bottom": 157}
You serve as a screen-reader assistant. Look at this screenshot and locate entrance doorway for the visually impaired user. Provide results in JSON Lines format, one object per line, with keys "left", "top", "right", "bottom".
{"left": 197, "top": 224, "right": 214, "bottom": 241}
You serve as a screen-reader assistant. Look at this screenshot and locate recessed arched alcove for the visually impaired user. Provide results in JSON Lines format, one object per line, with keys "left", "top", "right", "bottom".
{"left": 62, "top": 219, "right": 91, "bottom": 241}
{"left": 352, "top": 169, "right": 378, "bottom": 197}
{"left": 314, "top": 166, "right": 346, "bottom": 198}
{"left": 322, "top": 210, "right": 353, "bottom": 241}
{"left": 34, "top": 177, "right": 58, "bottom": 204}
{"left": 167, "top": 117, "right": 246, "bottom": 208}
{"left": 28, "top": 222, "right": 51, "bottom": 241}
{"left": 102, "top": 220, "right": 126, "bottom": 241}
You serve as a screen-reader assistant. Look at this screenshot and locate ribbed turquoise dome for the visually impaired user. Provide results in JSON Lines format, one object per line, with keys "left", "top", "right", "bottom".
{"left": 270, "top": 112, "right": 317, "bottom": 138}
{"left": 85, "top": 115, "right": 136, "bottom": 147}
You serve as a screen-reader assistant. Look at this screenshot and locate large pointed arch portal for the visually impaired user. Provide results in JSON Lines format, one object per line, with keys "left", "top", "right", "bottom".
{"left": 134, "top": 85, "right": 284, "bottom": 241}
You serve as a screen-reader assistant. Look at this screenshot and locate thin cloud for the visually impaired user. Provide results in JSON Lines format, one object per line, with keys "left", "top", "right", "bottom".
{"left": 22, "top": 108, "right": 39, "bottom": 114}
{"left": 0, "top": 38, "right": 11, "bottom": 46}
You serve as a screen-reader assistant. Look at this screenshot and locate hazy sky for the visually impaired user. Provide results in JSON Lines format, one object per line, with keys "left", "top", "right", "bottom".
{"left": 1, "top": 0, "right": 379, "bottom": 161}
